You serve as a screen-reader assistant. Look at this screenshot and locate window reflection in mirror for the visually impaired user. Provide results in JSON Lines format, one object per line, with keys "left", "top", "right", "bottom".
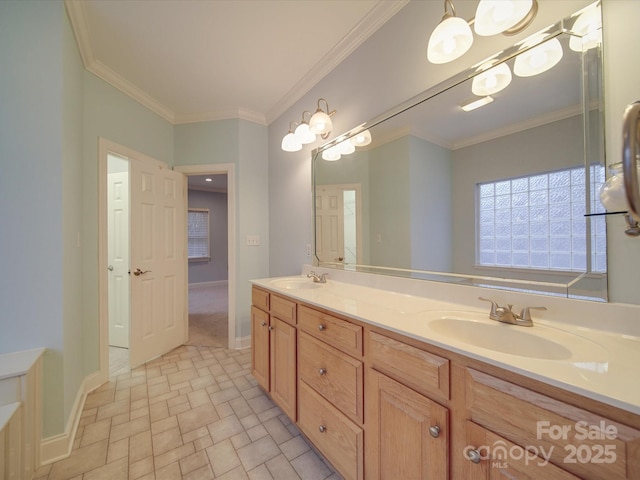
{"left": 313, "top": 2, "right": 607, "bottom": 301}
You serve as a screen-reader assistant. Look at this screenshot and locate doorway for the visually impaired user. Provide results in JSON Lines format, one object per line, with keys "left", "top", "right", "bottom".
{"left": 175, "top": 164, "right": 237, "bottom": 351}
{"left": 185, "top": 174, "right": 229, "bottom": 348}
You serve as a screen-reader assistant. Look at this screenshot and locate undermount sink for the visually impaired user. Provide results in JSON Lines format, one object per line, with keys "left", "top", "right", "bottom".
{"left": 424, "top": 313, "right": 607, "bottom": 362}
{"left": 269, "top": 277, "right": 324, "bottom": 290}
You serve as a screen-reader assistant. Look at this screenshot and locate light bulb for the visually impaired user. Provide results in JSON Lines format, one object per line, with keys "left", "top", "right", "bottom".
{"left": 472, "top": 62, "right": 512, "bottom": 96}
{"left": 350, "top": 130, "right": 372, "bottom": 147}
{"left": 474, "top": 0, "right": 533, "bottom": 36}
{"left": 309, "top": 110, "right": 333, "bottom": 135}
{"left": 337, "top": 140, "right": 355, "bottom": 155}
{"left": 294, "top": 122, "right": 316, "bottom": 144}
{"left": 322, "top": 145, "right": 341, "bottom": 161}
{"left": 427, "top": 16, "right": 473, "bottom": 64}
{"left": 569, "top": 5, "right": 602, "bottom": 52}
{"left": 281, "top": 132, "right": 301, "bottom": 152}
{"left": 514, "top": 36, "right": 563, "bottom": 77}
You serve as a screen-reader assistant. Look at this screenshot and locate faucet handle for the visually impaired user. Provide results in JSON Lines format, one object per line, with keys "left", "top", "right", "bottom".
{"left": 519, "top": 306, "right": 547, "bottom": 322}
{"left": 478, "top": 297, "right": 498, "bottom": 316}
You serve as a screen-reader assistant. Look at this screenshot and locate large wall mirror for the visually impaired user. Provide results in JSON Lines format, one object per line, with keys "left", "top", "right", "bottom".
{"left": 313, "top": 2, "right": 610, "bottom": 301}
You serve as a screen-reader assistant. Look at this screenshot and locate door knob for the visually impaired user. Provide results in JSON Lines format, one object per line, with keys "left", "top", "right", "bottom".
{"left": 107, "top": 265, "right": 114, "bottom": 271}
{"left": 133, "top": 268, "right": 151, "bottom": 276}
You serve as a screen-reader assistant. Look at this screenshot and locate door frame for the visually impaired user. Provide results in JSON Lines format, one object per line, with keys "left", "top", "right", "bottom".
{"left": 175, "top": 163, "right": 237, "bottom": 350}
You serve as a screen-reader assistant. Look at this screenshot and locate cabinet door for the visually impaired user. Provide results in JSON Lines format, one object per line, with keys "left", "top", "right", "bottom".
{"left": 366, "top": 369, "right": 449, "bottom": 479}
{"left": 463, "top": 421, "right": 580, "bottom": 480}
{"left": 270, "top": 317, "right": 297, "bottom": 420}
{"left": 251, "top": 306, "right": 270, "bottom": 391}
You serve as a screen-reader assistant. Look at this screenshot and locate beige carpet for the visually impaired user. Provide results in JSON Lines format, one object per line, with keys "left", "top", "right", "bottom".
{"left": 186, "top": 283, "right": 229, "bottom": 348}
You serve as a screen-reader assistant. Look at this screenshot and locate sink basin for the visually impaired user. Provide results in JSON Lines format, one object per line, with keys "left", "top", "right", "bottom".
{"left": 424, "top": 313, "right": 607, "bottom": 362}
{"left": 269, "top": 277, "right": 324, "bottom": 290}
{"left": 428, "top": 318, "right": 572, "bottom": 360}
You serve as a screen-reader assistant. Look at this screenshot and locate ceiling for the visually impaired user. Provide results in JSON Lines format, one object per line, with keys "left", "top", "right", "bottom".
{"left": 65, "top": 0, "right": 407, "bottom": 125}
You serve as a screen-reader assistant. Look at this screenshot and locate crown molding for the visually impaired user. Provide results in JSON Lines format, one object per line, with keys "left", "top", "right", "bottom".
{"left": 265, "top": 0, "right": 409, "bottom": 125}
{"left": 175, "top": 108, "right": 267, "bottom": 126}
{"left": 65, "top": 0, "right": 94, "bottom": 67}
{"left": 88, "top": 61, "right": 176, "bottom": 123}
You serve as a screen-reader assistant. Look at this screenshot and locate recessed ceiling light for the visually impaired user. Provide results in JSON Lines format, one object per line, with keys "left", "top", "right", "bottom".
{"left": 460, "top": 96, "right": 494, "bottom": 112}
{"left": 205, "top": 178, "right": 213, "bottom": 182}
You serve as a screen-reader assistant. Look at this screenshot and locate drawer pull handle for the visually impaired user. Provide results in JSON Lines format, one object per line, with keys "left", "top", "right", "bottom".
{"left": 261, "top": 321, "right": 266, "bottom": 327}
{"left": 318, "top": 324, "right": 326, "bottom": 331}
{"left": 467, "top": 449, "right": 482, "bottom": 464}
{"left": 318, "top": 368, "right": 327, "bottom": 376}
{"left": 319, "top": 425, "right": 327, "bottom": 433}
{"left": 429, "top": 425, "right": 440, "bottom": 438}
{"left": 268, "top": 326, "right": 274, "bottom": 331}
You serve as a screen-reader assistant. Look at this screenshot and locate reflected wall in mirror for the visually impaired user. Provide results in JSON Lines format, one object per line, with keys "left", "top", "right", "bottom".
{"left": 313, "top": 2, "right": 608, "bottom": 301}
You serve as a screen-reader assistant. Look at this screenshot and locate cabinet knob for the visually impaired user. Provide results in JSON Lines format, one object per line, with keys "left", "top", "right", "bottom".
{"left": 268, "top": 326, "right": 274, "bottom": 331}
{"left": 318, "top": 324, "right": 326, "bottom": 331}
{"left": 429, "top": 425, "right": 440, "bottom": 438}
{"left": 467, "top": 449, "right": 482, "bottom": 464}
{"left": 318, "top": 368, "right": 327, "bottom": 376}
{"left": 261, "top": 321, "right": 266, "bottom": 327}
{"left": 318, "top": 425, "right": 327, "bottom": 433}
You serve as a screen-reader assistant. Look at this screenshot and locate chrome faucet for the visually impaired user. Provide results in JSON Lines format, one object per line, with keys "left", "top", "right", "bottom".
{"left": 307, "top": 271, "right": 328, "bottom": 283}
{"left": 479, "top": 297, "right": 546, "bottom": 327}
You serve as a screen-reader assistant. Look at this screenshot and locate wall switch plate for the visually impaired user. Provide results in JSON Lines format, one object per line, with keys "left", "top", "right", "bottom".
{"left": 246, "top": 235, "right": 260, "bottom": 246}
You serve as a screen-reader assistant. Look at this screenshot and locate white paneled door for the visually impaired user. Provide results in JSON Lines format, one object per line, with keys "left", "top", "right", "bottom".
{"left": 108, "top": 170, "right": 130, "bottom": 348}
{"left": 129, "top": 157, "right": 187, "bottom": 368}
{"left": 315, "top": 185, "right": 344, "bottom": 263}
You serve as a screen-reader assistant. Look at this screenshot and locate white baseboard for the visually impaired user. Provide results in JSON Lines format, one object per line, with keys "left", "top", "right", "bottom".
{"left": 189, "top": 280, "right": 228, "bottom": 288}
{"left": 235, "top": 335, "right": 251, "bottom": 349}
{"left": 40, "top": 370, "right": 103, "bottom": 465}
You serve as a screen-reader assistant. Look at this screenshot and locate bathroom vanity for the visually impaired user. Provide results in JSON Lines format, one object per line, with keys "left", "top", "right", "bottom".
{"left": 250, "top": 271, "right": 640, "bottom": 480}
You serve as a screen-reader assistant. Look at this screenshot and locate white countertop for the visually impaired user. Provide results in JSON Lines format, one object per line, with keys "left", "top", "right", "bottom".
{"left": 0, "top": 348, "right": 45, "bottom": 381}
{"left": 251, "top": 274, "right": 640, "bottom": 416}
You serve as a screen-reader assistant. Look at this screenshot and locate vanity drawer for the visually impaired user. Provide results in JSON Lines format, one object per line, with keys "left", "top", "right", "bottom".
{"left": 299, "top": 331, "right": 363, "bottom": 424}
{"left": 298, "top": 305, "right": 363, "bottom": 357}
{"left": 369, "top": 331, "right": 449, "bottom": 401}
{"left": 271, "top": 294, "right": 296, "bottom": 326}
{"left": 465, "top": 368, "right": 640, "bottom": 480}
{"left": 298, "top": 381, "right": 364, "bottom": 480}
{"left": 251, "top": 287, "right": 269, "bottom": 311}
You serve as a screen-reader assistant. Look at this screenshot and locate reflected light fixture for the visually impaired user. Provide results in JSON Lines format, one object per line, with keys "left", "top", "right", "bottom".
{"left": 474, "top": 0, "right": 535, "bottom": 36}
{"left": 569, "top": 4, "right": 602, "bottom": 52}
{"left": 461, "top": 96, "right": 494, "bottom": 112}
{"left": 427, "top": 0, "right": 473, "bottom": 64}
{"left": 350, "top": 129, "right": 372, "bottom": 147}
{"left": 309, "top": 98, "right": 336, "bottom": 138}
{"left": 337, "top": 139, "right": 356, "bottom": 155}
{"left": 294, "top": 111, "right": 316, "bottom": 145}
{"left": 322, "top": 145, "right": 342, "bottom": 161}
{"left": 281, "top": 121, "right": 302, "bottom": 152}
{"left": 514, "top": 35, "right": 563, "bottom": 77}
{"left": 472, "top": 61, "right": 512, "bottom": 96}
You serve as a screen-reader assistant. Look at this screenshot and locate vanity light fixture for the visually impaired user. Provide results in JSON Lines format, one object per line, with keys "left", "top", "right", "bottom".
{"left": 281, "top": 99, "right": 336, "bottom": 152}
{"left": 427, "top": 0, "right": 474, "bottom": 64}
{"left": 337, "top": 139, "right": 356, "bottom": 155}
{"left": 472, "top": 61, "right": 512, "bottom": 96}
{"left": 461, "top": 95, "right": 494, "bottom": 112}
{"left": 309, "top": 98, "right": 335, "bottom": 138}
{"left": 513, "top": 35, "right": 563, "bottom": 77}
{"left": 281, "top": 121, "right": 302, "bottom": 152}
{"left": 427, "top": 0, "right": 538, "bottom": 64}
{"left": 568, "top": 4, "right": 602, "bottom": 52}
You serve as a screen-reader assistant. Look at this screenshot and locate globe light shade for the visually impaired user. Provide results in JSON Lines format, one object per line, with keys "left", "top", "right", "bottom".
{"left": 514, "top": 37, "right": 563, "bottom": 77}
{"left": 474, "top": 0, "right": 533, "bottom": 36}
{"left": 337, "top": 140, "right": 355, "bottom": 155}
{"left": 350, "top": 129, "right": 372, "bottom": 147}
{"left": 569, "top": 5, "right": 602, "bottom": 52}
{"left": 472, "top": 62, "right": 512, "bottom": 96}
{"left": 281, "top": 132, "right": 301, "bottom": 152}
{"left": 309, "top": 110, "right": 333, "bottom": 135}
{"left": 294, "top": 122, "right": 316, "bottom": 144}
{"left": 427, "top": 16, "right": 473, "bottom": 64}
{"left": 322, "top": 145, "right": 341, "bottom": 161}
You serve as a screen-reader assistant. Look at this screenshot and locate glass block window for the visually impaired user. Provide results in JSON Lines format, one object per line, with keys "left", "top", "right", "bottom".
{"left": 188, "top": 208, "right": 210, "bottom": 260}
{"left": 477, "top": 165, "right": 606, "bottom": 272}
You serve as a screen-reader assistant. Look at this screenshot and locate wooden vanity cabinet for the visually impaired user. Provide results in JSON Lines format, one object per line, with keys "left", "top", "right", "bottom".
{"left": 251, "top": 287, "right": 297, "bottom": 420}
{"left": 251, "top": 286, "right": 640, "bottom": 480}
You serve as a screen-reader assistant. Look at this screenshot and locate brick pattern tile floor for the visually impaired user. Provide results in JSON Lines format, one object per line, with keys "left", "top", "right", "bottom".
{"left": 34, "top": 345, "right": 342, "bottom": 480}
